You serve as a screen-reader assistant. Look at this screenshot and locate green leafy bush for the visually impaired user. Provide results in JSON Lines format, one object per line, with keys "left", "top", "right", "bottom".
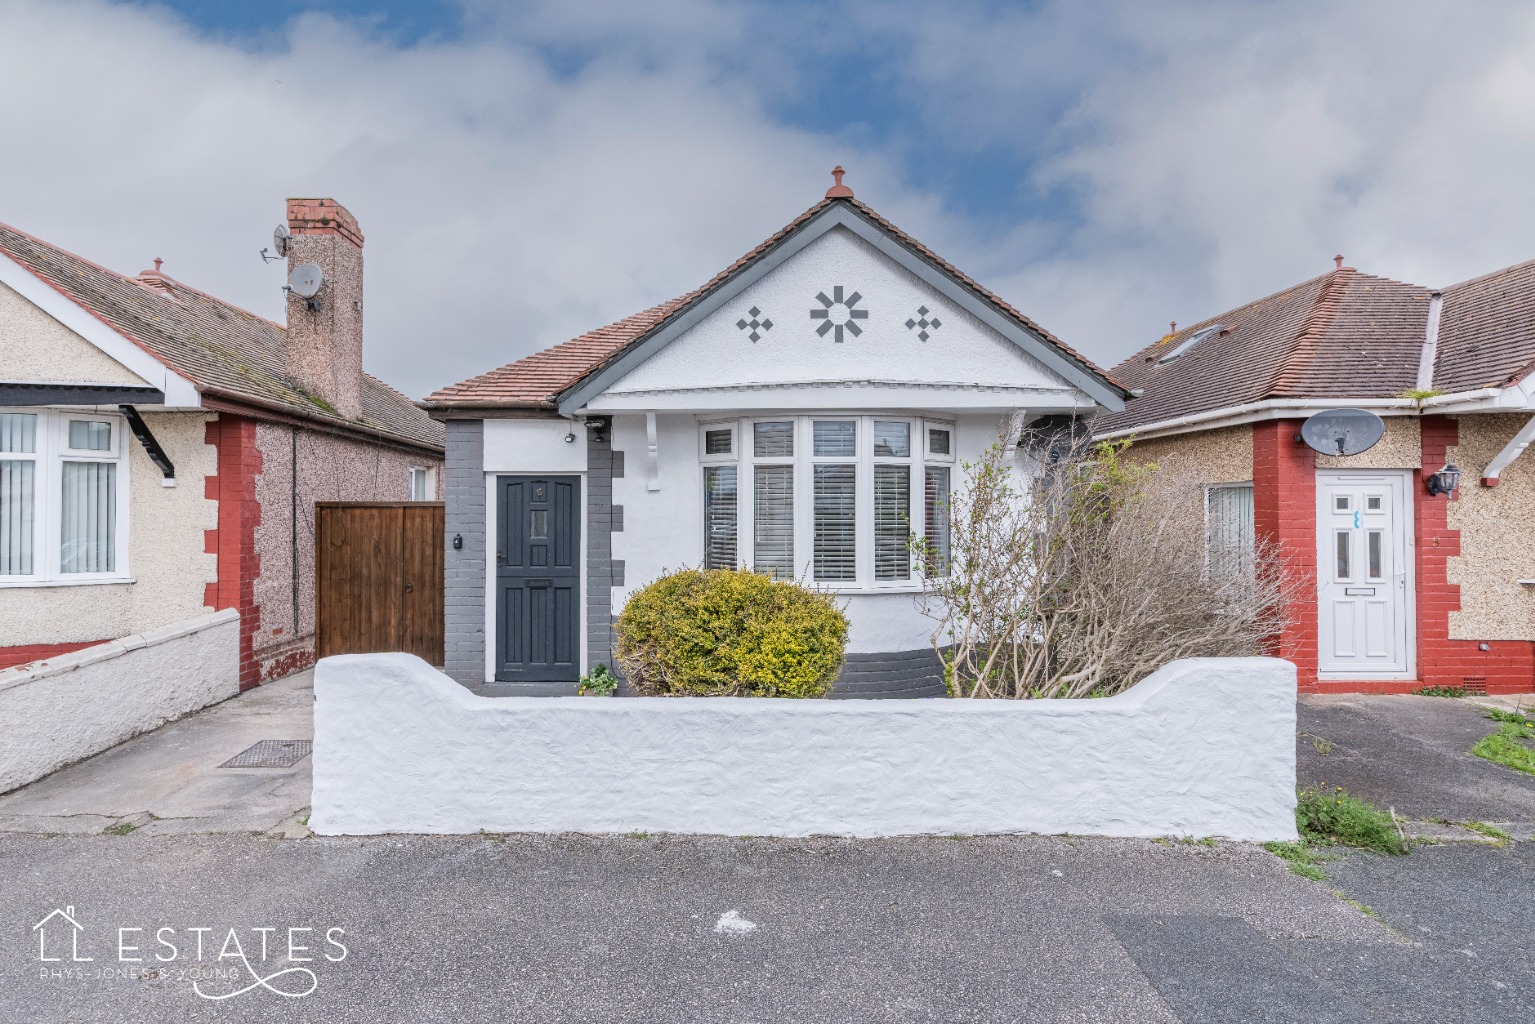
{"left": 578, "top": 664, "right": 619, "bottom": 696}
{"left": 615, "top": 568, "right": 849, "bottom": 698}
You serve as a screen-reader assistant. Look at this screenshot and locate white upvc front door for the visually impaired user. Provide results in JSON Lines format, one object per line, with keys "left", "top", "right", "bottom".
{"left": 1316, "top": 471, "right": 1414, "bottom": 679}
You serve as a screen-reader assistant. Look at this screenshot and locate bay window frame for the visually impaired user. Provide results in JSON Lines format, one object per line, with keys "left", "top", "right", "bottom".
{"left": 698, "top": 413, "right": 953, "bottom": 592}
{"left": 0, "top": 407, "right": 132, "bottom": 586}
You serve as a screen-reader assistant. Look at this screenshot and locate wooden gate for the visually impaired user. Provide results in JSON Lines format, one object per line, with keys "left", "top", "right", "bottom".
{"left": 315, "top": 502, "right": 444, "bottom": 664}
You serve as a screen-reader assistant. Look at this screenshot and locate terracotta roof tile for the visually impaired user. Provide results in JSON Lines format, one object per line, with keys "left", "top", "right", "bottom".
{"left": 1434, "top": 258, "right": 1535, "bottom": 392}
{"left": 1098, "top": 267, "right": 1440, "bottom": 434}
{"left": 0, "top": 221, "right": 442, "bottom": 451}
{"left": 426, "top": 197, "right": 1121, "bottom": 408}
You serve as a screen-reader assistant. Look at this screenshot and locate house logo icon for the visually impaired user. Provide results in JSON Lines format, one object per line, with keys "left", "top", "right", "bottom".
{"left": 34, "top": 905, "right": 92, "bottom": 962}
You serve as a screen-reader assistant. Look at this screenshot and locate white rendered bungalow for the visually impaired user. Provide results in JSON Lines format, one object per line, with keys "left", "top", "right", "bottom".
{"left": 425, "top": 170, "right": 1128, "bottom": 696}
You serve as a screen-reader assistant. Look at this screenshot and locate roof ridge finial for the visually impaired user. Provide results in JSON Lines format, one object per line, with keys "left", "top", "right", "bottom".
{"left": 1334, "top": 254, "right": 1345, "bottom": 270}
{"left": 153, "top": 257, "right": 163, "bottom": 274}
{"left": 826, "top": 165, "right": 854, "bottom": 199}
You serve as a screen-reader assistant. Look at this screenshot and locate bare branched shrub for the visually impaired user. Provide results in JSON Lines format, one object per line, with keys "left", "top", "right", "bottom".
{"left": 913, "top": 423, "right": 1296, "bottom": 698}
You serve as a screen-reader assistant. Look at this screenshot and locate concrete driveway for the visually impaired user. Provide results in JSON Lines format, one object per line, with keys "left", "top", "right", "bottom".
{"left": 0, "top": 670, "right": 312, "bottom": 838}
{"left": 1298, "top": 692, "right": 1535, "bottom": 839}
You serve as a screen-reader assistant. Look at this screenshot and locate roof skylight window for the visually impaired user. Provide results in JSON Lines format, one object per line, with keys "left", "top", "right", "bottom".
{"left": 1158, "top": 324, "right": 1224, "bottom": 364}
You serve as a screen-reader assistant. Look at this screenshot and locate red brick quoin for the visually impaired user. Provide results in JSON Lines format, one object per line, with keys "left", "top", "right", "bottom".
{"left": 204, "top": 415, "right": 263, "bottom": 691}
{"left": 1253, "top": 420, "right": 1319, "bottom": 686}
{"left": 1415, "top": 416, "right": 1535, "bottom": 695}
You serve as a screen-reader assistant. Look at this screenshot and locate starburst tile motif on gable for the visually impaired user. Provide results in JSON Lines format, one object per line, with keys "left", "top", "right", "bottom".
{"left": 904, "top": 305, "right": 942, "bottom": 342}
{"left": 808, "top": 286, "right": 869, "bottom": 343}
{"left": 735, "top": 306, "right": 774, "bottom": 343}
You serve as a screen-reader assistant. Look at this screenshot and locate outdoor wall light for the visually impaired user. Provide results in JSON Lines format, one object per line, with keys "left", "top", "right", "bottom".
{"left": 1426, "top": 463, "right": 1461, "bottom": 498}
{"left": 564, "top": 431, "right": 576, "bottom": 443}
{"left": 452, "top": 533, "right": 463, "bottom": 550}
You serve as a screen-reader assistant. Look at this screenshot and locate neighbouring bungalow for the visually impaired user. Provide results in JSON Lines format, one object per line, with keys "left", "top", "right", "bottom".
{"left": 1097, "top": 256, "right": 1535, "bottom": 695}
{"left": 424, "top": 170, "right": 1129, "bottom": 696}
{"left": 0, "top": 198, "right": 444, "bottom": 690}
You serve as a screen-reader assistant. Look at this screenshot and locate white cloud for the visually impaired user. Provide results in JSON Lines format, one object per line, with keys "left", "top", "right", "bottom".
{"left": 3, "top": 0, "right": 1534, "bottom": 397}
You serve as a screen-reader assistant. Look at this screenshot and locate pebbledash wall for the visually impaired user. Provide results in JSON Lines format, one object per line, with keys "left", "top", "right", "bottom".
{"left": 0, "top": 609, "right": 239, "bottom": 793}
{"left": 251, "top": 421, "right": 439, "bottom": 682}
{"left": 1127, "top": 415, "right": 1535, "bottom": 693}
{"left": 0, "top": 410, "right": 220, "bottom": 668}
{"left": 312, "top": 653, "right": 1297, "bottom": 840}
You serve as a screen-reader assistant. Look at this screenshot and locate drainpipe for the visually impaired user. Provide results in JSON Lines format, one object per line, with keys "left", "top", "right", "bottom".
{"left": 1414, "top": 291, "right": 1443, "bottom": 393}
{"left": 1482, "top": 413, "right": 1535, "bottom": 487}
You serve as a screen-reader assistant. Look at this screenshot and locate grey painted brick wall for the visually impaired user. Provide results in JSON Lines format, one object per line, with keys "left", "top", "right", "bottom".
{"left": 586, "top": 425, "right": 617, "bottom": 674}
{"left": 443, "top": 419, "right": 486, "bottom": 685}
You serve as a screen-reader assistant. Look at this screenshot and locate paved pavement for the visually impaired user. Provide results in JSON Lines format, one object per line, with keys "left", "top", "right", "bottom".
{"left": 0, "top": 670, "right": 313, "bottom": 839}
{"left": 0, "top": 682, "right": 1533, "bottom": 1021}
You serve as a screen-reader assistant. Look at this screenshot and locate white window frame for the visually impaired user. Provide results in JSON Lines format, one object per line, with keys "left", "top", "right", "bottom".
{"left": 697, "top": 414, "right": 954, "bottom": 593}
{"left": 408, "top": 466, "right": 436, "bottom": 502}
{"left": 0, "top": 407, "right": 132, "bottom": 586}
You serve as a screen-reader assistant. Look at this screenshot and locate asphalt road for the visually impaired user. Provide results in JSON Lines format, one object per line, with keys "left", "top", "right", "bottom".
{"left": 3, "top": 831, "right": 1531, "bottom": 1024}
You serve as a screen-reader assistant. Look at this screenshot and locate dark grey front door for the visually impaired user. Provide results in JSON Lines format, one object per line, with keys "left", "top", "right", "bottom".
{"left": 495, "top": 475, "right": 580, "bottom": 682}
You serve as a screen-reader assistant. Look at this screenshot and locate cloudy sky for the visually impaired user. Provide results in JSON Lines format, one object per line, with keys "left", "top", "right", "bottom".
{"left": 4, "top": 0, "right": 1534, "bottom": 397}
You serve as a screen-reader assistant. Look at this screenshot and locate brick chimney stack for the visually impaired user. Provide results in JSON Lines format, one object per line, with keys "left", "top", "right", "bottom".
{"left": 284, "top": 197, "right": 364, "bottom": 420}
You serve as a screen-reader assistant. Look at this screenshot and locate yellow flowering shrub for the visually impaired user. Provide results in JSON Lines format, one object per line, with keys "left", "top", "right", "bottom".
{"left": 614, "top": 568, "right": 849, "bottom": 698}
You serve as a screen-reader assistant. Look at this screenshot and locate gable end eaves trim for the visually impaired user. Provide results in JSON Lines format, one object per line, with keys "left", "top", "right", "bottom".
{"left": 0, "top": 251, "right": 201, "bottom": 408}
{"left": 556, "top": 203, "right": 1125, "bottom": 415}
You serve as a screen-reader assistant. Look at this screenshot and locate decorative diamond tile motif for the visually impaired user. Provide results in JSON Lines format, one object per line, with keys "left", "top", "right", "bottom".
{"left": 904, "top": 305, "right": 942, "bottom": 342}
{"left": 219, "top": 739, "right": 312, "bottom": 769}
{"left": 735, "top": 306, "right": 774, "bottom": 343}
{"left": 808, "top": 286, "right": 869, "bottom": 343}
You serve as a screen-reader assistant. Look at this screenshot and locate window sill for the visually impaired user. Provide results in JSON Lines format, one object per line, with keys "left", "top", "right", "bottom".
{"left": 0, "top": 577, "right": 135, "bottom": 589}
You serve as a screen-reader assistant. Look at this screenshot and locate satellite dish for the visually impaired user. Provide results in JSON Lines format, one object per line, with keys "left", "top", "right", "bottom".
{"left": 273, "top": 223, "right": 290, "bottom": 257}
{"left": 1299, "top": 408, "right": 1385, "bottom": 457}
{"left": 287, "top": 262, "right": 324, "bottom": 298}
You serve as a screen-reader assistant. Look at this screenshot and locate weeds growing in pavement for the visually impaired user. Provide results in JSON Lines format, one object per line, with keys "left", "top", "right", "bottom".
{"left": 1413, "top": 685, "right": 1467, "bottom": 698}
{"left": 1267, "top": 786, "right": 1409, "bottom": 879}
{"left": 1461, "top": 821, "right": 1513, "bottom": 845}
{"left": 1296, "top": 787, "right": 1410, "bottom": 855}
{"left": 1471, "top": 726, "right": 1535, "bottom": 776}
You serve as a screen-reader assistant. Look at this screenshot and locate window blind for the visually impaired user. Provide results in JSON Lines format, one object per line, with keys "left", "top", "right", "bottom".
{"left": 703, "top": 466, "right": 738, "bottom": 569}
{"left": 754, "top": 421, "right": 794, "bottom": 458}
{"left": 1206, "top": 484, "right": 1254, "bottom": 576}
{"left": 0, "top": 413, "right": 36, "bottom": 575}
{"left": 753, "top": 465, "right": 794, "bottom": 578}
{"left": 924, "top": 465, "right": 951, "bottom": 574}
{"left": 704, "top": 428, "right": 733, "bottom": 456}
{"left": 813, "top": 464, "right": 856, "bottom": 581}
{"left": 0, "top": 460, "right": 34, "bottom": 575}
{"left": 61, "top": 461, "right": 115, "bottom": 574}
{"left": 874, "top": 464, "right": 910, "bottom": 580}
{"left": 812, "top": 421, "right": 856, "bottom": 457}
{"left": 873, "top": 421, "right": 910, "bottom": 457}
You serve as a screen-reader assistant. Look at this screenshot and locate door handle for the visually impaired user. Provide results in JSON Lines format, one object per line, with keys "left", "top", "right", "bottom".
{"left": 405, "top": 581, "right": 414, "bottom": 592}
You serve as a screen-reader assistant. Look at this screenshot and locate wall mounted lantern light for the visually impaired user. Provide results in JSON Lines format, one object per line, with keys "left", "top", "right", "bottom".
{"left": 1426, "top": 463, "right": 1461, "bottom": 498}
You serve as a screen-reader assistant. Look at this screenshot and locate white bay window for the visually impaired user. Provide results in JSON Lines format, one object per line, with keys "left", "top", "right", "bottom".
{"left": 699, "top": 415, "right": 954, "bottom": 589}
{"left": 0, "top": 409, "right": 130, "bottom": 584}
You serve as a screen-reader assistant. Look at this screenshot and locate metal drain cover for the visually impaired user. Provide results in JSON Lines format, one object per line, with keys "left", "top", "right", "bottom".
{"left": 220, "top": 739, "right": 312, "bottom": 769}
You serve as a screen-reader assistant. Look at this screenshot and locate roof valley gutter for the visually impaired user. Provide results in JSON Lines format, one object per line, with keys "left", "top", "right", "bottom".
{"left": 1415, "top": 291, "right": 1443, "bottom": 392}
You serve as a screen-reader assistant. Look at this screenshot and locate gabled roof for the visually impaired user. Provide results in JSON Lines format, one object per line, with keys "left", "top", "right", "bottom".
{"left": 0, "top": 221, "right": 443, "bottom": 452}
{"left": 426, "top": 195, "right": 1126, "bottom": 412}
{"left": 1098, "top": 256, "right": 1535, "bottom": 435}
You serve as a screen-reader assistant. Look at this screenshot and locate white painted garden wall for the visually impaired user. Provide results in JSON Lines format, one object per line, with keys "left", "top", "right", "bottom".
{"left": 311, "top": 654, "right": 1297, "bottom": 841}
{"left": 0, "top": 609, "right": 240, "bottom": 793}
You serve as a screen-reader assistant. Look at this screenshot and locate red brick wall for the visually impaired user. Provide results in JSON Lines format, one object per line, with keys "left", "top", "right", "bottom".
{"left": 1253, "top": 420, "right": 1319, "bottom": 685}
{"left": 204, "top": 415, "right": 263, "bottom": 690}
{"left": 0, "top": 640, "right": 108, "bottom": 671}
